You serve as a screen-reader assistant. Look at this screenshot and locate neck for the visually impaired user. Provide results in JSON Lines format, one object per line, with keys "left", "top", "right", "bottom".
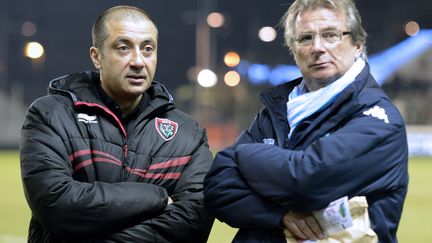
{"left": 118, "top": 95, "right": 142, "bottom": 117}
{"left": 304, "top": 75, "right": 340, "bottom": 92}
{"left": 99, "top": 81, "right": 143, "bottom": 117}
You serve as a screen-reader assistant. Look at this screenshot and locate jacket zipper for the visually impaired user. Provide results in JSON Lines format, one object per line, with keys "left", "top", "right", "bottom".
{"left": 74, "top": 101, "right": 129, "bottom": 161}
{"left": 123, "top": 141, "right": 128, "bottom": 158}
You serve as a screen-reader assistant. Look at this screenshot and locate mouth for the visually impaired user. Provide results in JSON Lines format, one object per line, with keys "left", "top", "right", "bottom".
{"left": 126, "top": 74, "right": 147, "bottom": 83}
{"left": 310, "top": 62, "right": 330, "bottom": 68}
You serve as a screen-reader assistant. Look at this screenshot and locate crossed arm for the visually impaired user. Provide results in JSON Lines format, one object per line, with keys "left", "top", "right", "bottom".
{"left": 204, "top": 110, "right": 407, "bottom": 240}
{"left": 21, "top": 103, "right": 213, "bottom": 242}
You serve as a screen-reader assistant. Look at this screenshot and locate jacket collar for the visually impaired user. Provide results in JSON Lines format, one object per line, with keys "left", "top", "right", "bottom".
{"left": 258, "top": 63, "right": 375, "bottom": 149}
{"left": 259, "top": 78, "right": 302, "bottom": 147}
{"left": 48, "top": 71, "right": 175, "bottom": 119}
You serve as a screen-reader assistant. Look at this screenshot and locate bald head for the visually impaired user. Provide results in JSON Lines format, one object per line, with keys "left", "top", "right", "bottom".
{"left": 92, "top": 5, "right": 158, "bottom": 50}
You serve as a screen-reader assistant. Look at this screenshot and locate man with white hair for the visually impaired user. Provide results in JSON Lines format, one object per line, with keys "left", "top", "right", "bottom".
{"left": 204, "top": 0, "right": 408, "bottom": 242}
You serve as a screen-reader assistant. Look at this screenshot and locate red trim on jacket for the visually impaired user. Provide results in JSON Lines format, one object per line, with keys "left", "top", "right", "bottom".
{"left": 69, "top": 149, "right": 122, "bottom": 164}
{"left": 70, "top": 149, "right": 190, "bottom": 180}
{"left": 74, "top": 101, "right": 128, "bottom": 140}
{"left": 143, "top": 172, "right": 182, "bottom": 180}
{"left": 149, "top": 156, "right": 191, "bottom": 170}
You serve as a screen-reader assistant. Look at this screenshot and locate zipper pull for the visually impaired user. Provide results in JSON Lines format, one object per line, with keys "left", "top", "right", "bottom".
{"left": 123, "top": 144, "right": 128, "bottom": 158}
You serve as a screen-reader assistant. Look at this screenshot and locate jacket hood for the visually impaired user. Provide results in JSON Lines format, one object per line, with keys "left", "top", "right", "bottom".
{"left": 48, "top": 71, "right": 174, "bottom": 105}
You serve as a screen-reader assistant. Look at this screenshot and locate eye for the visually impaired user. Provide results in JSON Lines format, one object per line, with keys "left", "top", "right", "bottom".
{"left": 321, "top": 31, "right": 339, "bottom": 42}
{"left": 117, "top": 45, "right": 130, "bottom": 54}
{"left": 142, "top": 45, "right": 154, "bottom": 56}
{"left": 296, "top": 34, "right": 313, "bottom": 45}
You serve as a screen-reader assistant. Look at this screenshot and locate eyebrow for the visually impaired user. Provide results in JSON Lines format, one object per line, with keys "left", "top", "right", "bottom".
{"left": 297, "top": 26, "right": 340, "bottom": 34}
{"left": 113, "top": 36, "right": 157, "bottom": 45}
{"left": 319, "top": 26, "right": 340, "bottom": 31}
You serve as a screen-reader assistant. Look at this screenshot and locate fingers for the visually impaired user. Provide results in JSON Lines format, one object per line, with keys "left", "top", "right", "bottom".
{"left": 283, "top": 214, "right": 307, "bottom": 239}
{"left": 304, "top": 215, "right": 325, "bottom": 239}
{"left": 282, "top": 211, "right": 324, "bottom": 241}
{"left": 297, "top": 218, "right": 318, "bottom": 240}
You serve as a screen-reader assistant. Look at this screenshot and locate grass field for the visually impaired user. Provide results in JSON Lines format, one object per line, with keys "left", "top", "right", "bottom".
{"left": 1, "top": 151, "right": 431, "bottom": 242}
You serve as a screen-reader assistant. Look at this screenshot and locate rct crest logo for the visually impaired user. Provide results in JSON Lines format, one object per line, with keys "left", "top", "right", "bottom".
{"left": 77, "top": 113, "right": 98, "bottom": 124}
{"left": 363, "top": 106, "right": 389, "bottom": 123}
{"left": 155, "top": 118, "right": 178, "bottom": 141}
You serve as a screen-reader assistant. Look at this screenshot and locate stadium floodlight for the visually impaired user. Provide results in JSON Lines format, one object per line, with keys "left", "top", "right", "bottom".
{"left": 24, "top": 42, "right": 44, "bottom": 59}
{"left": 197, "top": 69, "right": 217, "bottom": 88}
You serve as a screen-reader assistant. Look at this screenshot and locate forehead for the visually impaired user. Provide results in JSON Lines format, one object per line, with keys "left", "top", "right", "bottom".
{"left": 105, "top": 16, "right": 158, "bottom": 42}
{"left": 294, "top": 7, "right": 347, "bottom": 32}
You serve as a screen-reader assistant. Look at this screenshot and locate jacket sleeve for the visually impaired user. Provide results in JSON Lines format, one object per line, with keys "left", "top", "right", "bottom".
{"left": 234, "top": 106, "right": 409, "bottom": 212}
{"left": 203, "top": 113, "right": 286, "bottom": 229}
{"left": 98, "top": 127, "right": 215, "bottom": 243}
{"left": 20, "top": 101, "right": 168, "bottom": 238}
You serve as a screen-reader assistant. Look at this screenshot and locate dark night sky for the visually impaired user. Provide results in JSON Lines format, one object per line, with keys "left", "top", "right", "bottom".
{"left": 1, "top": 0, "right": 432, "bottom": 105}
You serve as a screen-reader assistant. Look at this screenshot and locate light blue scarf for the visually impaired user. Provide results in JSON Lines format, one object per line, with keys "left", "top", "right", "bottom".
{"left": 287, "top": 58, "right": 365, "bottom": 138}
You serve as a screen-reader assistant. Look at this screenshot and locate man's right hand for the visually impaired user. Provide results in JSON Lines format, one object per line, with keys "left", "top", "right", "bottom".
{"left": 282, "top": 210, "right": 325, "bottom": 241}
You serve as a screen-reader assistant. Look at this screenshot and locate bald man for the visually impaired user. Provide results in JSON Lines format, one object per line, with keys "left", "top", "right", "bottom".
{"left": 20, "top": 5, "right": 213, "bottom": 242}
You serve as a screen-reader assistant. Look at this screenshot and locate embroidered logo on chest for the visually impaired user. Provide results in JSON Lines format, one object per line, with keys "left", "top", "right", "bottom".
{"left": 77, "top": 113, "right": 98, "bottom": 124}
{"left": 155, "top": 118, "right": 178, "bottom": 141}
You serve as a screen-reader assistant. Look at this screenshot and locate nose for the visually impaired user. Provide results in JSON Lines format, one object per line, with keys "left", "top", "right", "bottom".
{"left": 129, "top": 49, "right": 145, "bottom": 70}
{"left": 311, "top": 34, "right": 326, "bottom": 52}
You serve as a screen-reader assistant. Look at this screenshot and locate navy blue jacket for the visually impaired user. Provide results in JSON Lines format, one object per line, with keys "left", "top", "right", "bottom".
{"left": 204, "top": 64, "right": 409, "bottom": 243}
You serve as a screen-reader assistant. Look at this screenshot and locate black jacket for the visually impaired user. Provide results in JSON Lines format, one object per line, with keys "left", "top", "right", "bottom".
{"left": 20, "top": 71, "right": 214, "bottom": 242}
{"left": 204, "top": 64, "right": 409, "bottom": 242}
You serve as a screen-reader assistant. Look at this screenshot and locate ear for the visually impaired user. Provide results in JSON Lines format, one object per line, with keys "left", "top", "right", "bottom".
{"left": 354, "top": 43, "right": 363, "bottom": 59}
{"left": 90, "top": 47, "right": 102, "bottom": 70}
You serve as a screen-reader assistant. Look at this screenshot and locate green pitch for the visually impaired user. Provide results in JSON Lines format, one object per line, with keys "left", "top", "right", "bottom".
{"left": 1, "top": 151, "right": 430, "bottom": 243}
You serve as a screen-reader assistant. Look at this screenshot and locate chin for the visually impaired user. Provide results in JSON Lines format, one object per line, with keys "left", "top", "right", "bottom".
{"left": 134, "top": 88, "right": 148, "bottom": 95}
{"left": 132, "top": 84, "right": 151, "bottom": 92}
{"left": 311, "top": 72, "right": 339, "bottom": 82}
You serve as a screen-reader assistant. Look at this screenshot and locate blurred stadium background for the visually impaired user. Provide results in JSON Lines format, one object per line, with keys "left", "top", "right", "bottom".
{"left": 1, "top": 0, "right": 432, "bottom": 242}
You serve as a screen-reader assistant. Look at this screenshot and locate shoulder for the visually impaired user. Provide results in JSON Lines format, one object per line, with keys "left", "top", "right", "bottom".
{"left": 28, "top": 94, "right": 72, "bottom": 115}
{"left": 250, "top": 107, "right": 273, "bottom": 132}
{"left": 155, "top": 108, "right": 206, "bottom": 142}
{"left": 356, "top": 86, "right": 405, "bottom": 127}
{"left": 171, "top": 109, "right": 203, "bottom": 132}
{"left": 25, "top": 94, "right": 75, "bottom": 127}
